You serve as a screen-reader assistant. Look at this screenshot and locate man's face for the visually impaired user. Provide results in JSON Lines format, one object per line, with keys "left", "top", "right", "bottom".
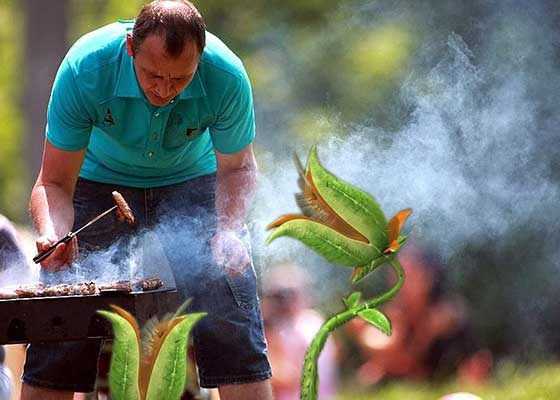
{"left": 129, "top": 34, "right": 200, "bottom": 107}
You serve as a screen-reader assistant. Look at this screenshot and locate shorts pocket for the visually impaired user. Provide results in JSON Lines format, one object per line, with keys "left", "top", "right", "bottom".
{"left": 225, "top": 264, "right": 258, "bottom": 311}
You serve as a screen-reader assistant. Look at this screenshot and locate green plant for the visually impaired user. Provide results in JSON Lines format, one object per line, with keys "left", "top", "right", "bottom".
{"left": 98, "top": 300, "right": 206, "bottom": 400}
{"left": 266, "top": 146, "right": 412, "bottom": 400}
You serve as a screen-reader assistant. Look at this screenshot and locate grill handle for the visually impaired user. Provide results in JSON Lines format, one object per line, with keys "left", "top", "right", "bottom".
{"left": 32, "top": 233, "right": 73, "bottom": 264}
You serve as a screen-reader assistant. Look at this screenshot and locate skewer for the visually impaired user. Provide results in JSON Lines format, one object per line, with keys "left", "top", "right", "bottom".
{"left": 32, "top": 205, "right": 117, "bottom": 264}
{"left": 33, "top": 191, "right": 135, "bottom": 264}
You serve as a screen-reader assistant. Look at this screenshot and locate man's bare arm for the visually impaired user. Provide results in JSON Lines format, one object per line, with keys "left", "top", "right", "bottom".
{"left": 215, "top": 144, "right": 257, "bottom": 233}
{"left": 212, "top": 144, "right": 257, "bottom": 274}
{"left": 29, "top": 139, "right": 86, "bottom": 269}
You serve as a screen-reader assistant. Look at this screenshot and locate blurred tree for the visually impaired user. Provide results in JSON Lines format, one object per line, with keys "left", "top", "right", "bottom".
{"left": 69, "top": 0, "right": 144, "bottom": 41}
{"left": 0, "top": 1, "right": 24, "bottom": 222}
{"left": 23, "top": 0, "right": 69, "bottom": 195}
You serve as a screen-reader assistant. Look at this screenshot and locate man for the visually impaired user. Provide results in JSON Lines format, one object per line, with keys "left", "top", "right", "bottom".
{"left": 24, "top": 1, "right": 272, "bottom": 399}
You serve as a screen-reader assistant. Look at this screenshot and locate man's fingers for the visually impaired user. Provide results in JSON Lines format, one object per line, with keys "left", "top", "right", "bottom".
{"left": 211, "top": 230, "right": 251, "bottom": 275}
{"left": 39, "top": 238, "right": 78, "bottom": 271}
{"left": 224, "top": 252, "right": 250, "bottom": 276}
{"left": 68, "top": 236, "right": 79, "bottom": 261}
{"left": 59, "top": 237, "right": 79, "bottom": 265}
{"left": 36, "top": 235, "right": 57, "bottom": 252}
{"left": 212, "top": 245, "right": 226, "bottom": 266}
{"left": 39, "top": 242, "right": 67, "bottom": 271}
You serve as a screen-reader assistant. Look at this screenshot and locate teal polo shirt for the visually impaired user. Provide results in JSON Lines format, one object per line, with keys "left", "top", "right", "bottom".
{"left": 46, "top": 21, "right": 255, "bottom": 188}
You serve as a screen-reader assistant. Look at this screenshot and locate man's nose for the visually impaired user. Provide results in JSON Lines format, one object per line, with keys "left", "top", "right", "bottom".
{"left": 156, "top": 79, "right": 173, "bottom": 98}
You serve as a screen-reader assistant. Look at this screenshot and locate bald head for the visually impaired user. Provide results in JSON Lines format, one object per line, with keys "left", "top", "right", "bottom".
{"left": 132, "top": 0, "right": 206, "bottom": 58}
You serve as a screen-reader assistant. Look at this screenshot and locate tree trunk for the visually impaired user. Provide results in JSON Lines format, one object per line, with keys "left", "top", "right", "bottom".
{"left": 23, "top": 0, "right": 69, "bottom": 187}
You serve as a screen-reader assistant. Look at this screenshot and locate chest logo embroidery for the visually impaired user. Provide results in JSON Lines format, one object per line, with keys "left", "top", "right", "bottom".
{"left": 103, "top": 108, "right": 115, "bottom": 126}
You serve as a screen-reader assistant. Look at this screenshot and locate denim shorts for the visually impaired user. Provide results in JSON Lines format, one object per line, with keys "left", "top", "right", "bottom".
{"left": 23, "top": 174, "right": 271, "bottom": 392}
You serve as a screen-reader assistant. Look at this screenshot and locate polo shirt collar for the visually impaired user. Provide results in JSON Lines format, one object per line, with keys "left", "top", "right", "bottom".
{"left": 114, "top": 47, "right": 206, "bottom": 100}
{"left": 179, "top": 69, "right": 206, "bottom": 99}
{"left": 114, "top": 49, "right": 143, "bottom": 98}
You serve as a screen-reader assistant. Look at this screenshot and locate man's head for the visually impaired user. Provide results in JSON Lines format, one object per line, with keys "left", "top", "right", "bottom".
{"left": 127, "top": 0, "right": 206, "bottom": 106}
{"left": 262, "top": 263, "right": 313, "bottom": 318}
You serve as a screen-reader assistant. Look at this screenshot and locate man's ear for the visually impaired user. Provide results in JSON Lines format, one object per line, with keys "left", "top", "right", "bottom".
{"left": 126, "top": 32, "right": 134, "bottom": 56}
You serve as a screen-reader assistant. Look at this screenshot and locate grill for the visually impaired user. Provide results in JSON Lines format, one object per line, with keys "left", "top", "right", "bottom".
{"left": 0, "top": 286, "right": 178, "bottom": 344}
{"left": 8, "top": 192, "right": 182, "bottom": 344}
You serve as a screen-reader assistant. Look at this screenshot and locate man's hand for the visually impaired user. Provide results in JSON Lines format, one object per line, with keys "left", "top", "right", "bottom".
{"left": 30, "top": 141, "right": 86, "bottom": 271}
{"left": 213, "top": 145, "right": 256, "bottom": 276}
{"left": 211, "top": 230, "right": 250, "bottom": 276}
{"left": 36, "top": 234, "right": 78, "bottom": 271}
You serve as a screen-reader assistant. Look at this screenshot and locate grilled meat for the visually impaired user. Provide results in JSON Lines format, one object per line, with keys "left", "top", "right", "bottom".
{"left": 112, "top": 191, "right": 135, "bottom": 224}
{"left": 0, "top": 287, "right": 18, "bottom": 299}
{"left": 139, "top": 277, "right": 163, "bottom": 291}
{"left": 0, "top": 282, "right": 98, "bottom": 299}
{"left": 15, "top": 283, "right": 45, "bottom": 298}
{"left": 99, "top": 278, "right": 163, "bottom": 292}
{"left": 42, "top": 282, "right": 99, "bottom": 296}
{"left": 0, "top": 276, "right": 163, "bottom": 299}
{"left": 98, "top": 281, "right": 132, "bottom": 293}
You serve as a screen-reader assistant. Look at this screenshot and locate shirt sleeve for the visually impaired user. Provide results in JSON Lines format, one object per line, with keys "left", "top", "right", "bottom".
{"left": 209, "top": 69, "right": 256, "bottom": 154}
{"left": 46, "top": 58, "right": 93, "bottom": 151}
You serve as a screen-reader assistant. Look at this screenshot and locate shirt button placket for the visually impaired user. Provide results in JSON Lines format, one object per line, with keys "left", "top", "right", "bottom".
{"left": 146, "top": 111, "right": 163, "bottom": 160}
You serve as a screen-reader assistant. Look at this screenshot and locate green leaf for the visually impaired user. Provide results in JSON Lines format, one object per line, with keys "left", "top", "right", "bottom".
{"left": 352, "top": 254, "right": 391, "bottom": 284}
{"left": 307, "top": 147, "right": 388, "bottom": 250}
{"left": 358, "top": 308, "right": 392, "bottom": 336}
{"left": 397, "top": 234, "right": 408, "bottom": 245}
{"left": 352, "top": 236, "right": 408, "bottom": 284}
{"left": 97, "top": 310, "right": 141, "bottom": 400}
{"left": 343, "top": 291, "right": 362, "bottom": 308}
{"left": 265, "top": 218, "right": 377, "bottom": 267}
{"left": 145, "top": 312, "right": 206, "bottom": 400}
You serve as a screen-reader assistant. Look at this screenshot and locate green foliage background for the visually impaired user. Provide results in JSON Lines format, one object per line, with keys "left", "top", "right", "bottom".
{"left": 0, "top": 0, "right": 476, "bottom": 221}
{"left": 1, "top": 0, "right": 422, "bottom": 222}
{"left": 1, "top": 2, "right": 560, "bottom": 395}
{"left": 0, "top": 1, "right": 23, "bottom": 221}
{"left": 338, "top": 363, "right": 560, "bottom": 400}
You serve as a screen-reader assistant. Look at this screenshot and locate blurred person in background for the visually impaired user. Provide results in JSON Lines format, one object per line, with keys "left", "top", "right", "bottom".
{"left": 0, "top": 214, "right": 27, "bottom": 273}
{"left": 0, "top": 213, "right": 25, "bottom": 400}
{"left": 346, "top": 243, "right": 492, "bottom": 386}
{"left": 261, "top": 263, "right": 338, "bottom": 400}
{"left": 0, "top": 347, "right": 12, "bottom": 400}
{"left": 24, "top": 1, "right": 271, "bottom": 399}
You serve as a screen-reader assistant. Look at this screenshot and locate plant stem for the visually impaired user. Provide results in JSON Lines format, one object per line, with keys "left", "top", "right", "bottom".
{"left": 300, "top": 258, "right": 405, "bottom": 400}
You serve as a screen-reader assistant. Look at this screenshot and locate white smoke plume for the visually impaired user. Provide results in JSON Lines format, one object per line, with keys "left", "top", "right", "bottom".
{"left": 248, "top": 1, "right": 560, "bottom": 342}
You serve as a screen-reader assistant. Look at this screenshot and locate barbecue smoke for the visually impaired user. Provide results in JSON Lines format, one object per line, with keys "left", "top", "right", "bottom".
{"left": 252, "top": 4, "right": 560, "bottom": 266}
{"left": 248, "top": 0, "right": 560, "bottom": 355}
{"left": 2, "top": 0, "right": 555, "bottom": 358}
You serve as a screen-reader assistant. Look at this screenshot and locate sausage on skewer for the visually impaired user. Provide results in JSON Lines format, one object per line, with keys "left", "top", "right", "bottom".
{"left": 112, "top": 191, "right": 135, "bottom": 224}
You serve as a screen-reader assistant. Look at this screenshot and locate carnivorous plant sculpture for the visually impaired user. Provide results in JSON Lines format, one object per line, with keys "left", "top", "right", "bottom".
{"left": 266, "top": 146, "right": 412, "bottom": 400}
